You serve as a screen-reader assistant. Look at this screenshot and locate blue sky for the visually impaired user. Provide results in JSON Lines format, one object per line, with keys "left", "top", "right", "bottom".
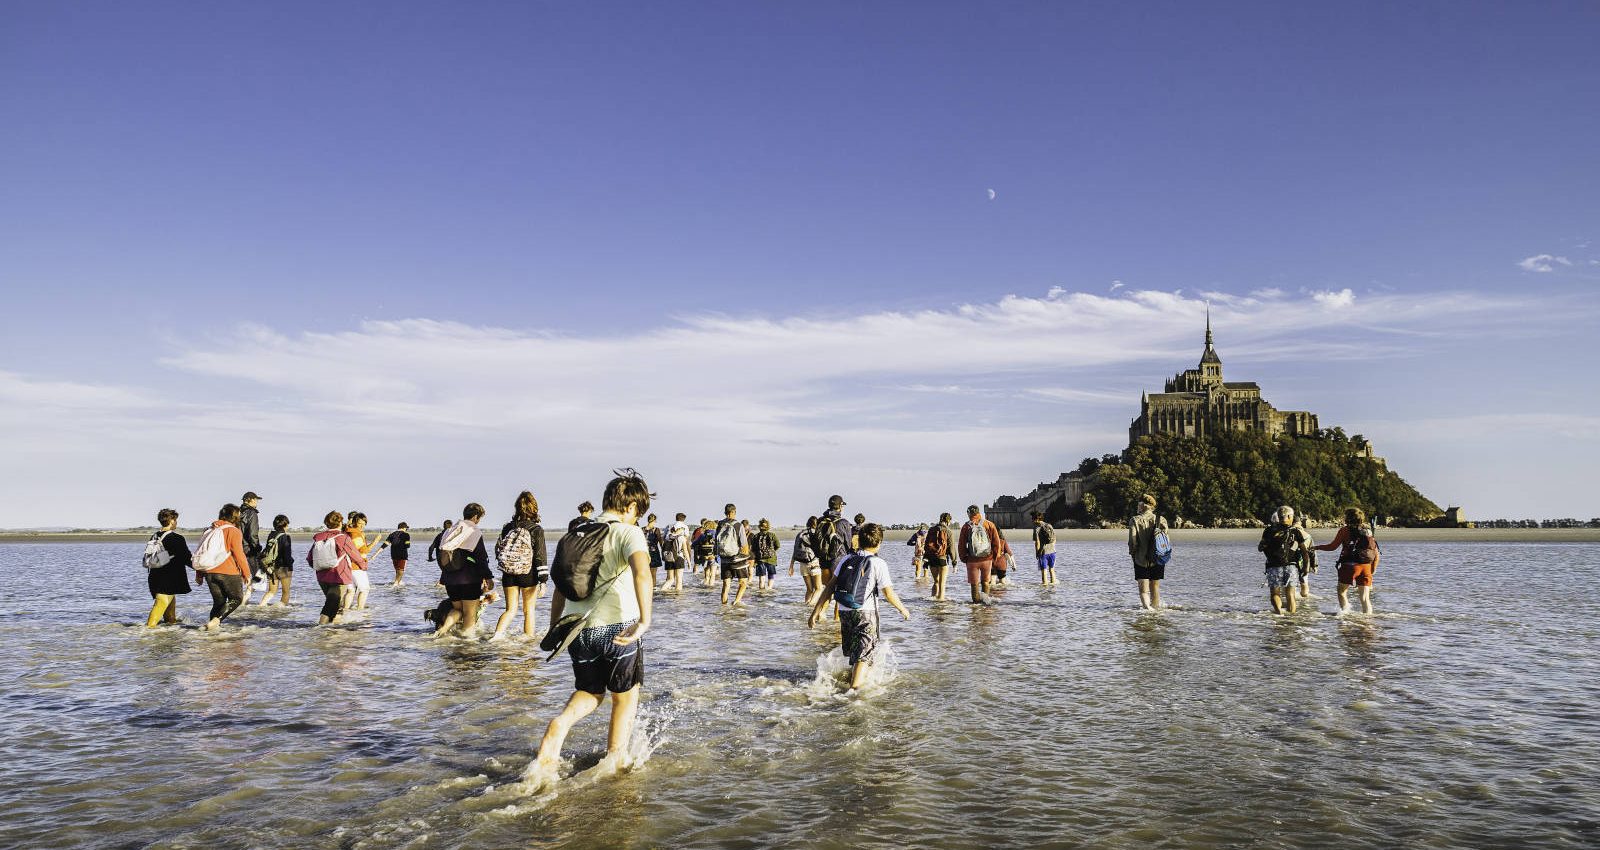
{"left": 1, "top": 1, "right": 1596, "bottom": 527}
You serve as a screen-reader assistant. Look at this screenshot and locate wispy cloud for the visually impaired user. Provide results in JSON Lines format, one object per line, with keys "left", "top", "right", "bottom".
{"left": 1518, "top": 254, "right": 1572, "bottom": 273}
{"left": 1311, "top": 288, "right": 1356, "bottom": 308}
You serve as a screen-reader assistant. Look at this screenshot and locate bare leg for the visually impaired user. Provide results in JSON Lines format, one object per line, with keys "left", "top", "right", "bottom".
{"left": 1270, "top": 588, "right": 1283, "bottom": 614}
{"left": 145, "top": 594, "right": 173, "bottom": 628}
{"left": 522, "top": 587, "right": 537, "bottom": 636}
{"left": 280, "top": 572, "right": 292, "bottom": 605}
{"left": 537, "top": 690, "right": 603, "bottom": 768}
{"left": 461, "top": 599, "right": 482, "bottom": 631}
{"left": 1137, "top": 578, "right": 1152, "bottom": 610}
{"left": 1336, "top": 583, "right": 1352, "bottom": 613}
{"left": 492, "top": 586, "right": 521, "bottom": 638}
{"left": 1149, "top": 580, "right": 1162, "bottom": 609}
{"left": 1358, "top": 585, "right": 1373, "bottom": 614}
{"left": 849, "top": 661, "right": 869, "bottom": 690}
{"left": 1285, "top": 587, "right": 1298, "bottom": 614}
{"left": 732, "top": 578, "right": 749, "bottom": 606}
{"left": 606, "top": 686, "right": 640, "bottom": 758}
{"left": 720, "top": 579, "right": 731, "bottom": 605}
{"left": 436, "top": 601, "right": 464, "bottom": 636}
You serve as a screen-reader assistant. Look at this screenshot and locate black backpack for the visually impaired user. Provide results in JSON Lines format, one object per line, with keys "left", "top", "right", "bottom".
{"left": 754, "top": 532, "right": 777, "bottom": 562}
{"left": 1264, "top": 526, "right": 1299, "bottom": 566}
{"left": 832, "top": 554, "right": 876, "bottom": 610}
{"left": 815, "top": 515, "right": 846, "bottom": 568}
{"left": 552, "top": 520, "right": 614, "bottom": 601}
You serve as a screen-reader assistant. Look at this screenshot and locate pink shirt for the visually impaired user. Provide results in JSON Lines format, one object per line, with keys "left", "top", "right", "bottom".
{"left": 309, "top": 529, "right": 367, "bottom": 585}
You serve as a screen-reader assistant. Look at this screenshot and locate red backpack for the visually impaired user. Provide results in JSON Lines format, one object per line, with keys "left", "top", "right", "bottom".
{"left": 924, "top": 525, "right": 949, "bottom": 558}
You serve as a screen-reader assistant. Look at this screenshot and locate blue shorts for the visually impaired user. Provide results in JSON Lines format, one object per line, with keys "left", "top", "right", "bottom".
{"left": 757, "top": 562, "right": 777, "bottom": 578}
{"left": 1265, "top": 565, "right": 1295, "bottom": 589}
{"left": 1037, "top": 553, "right": 1056, "bottom": 571}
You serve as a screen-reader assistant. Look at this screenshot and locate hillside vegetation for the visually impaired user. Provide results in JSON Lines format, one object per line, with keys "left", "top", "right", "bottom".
{"left": 1070, "top": 429, "right": 1441, "bottom": 526}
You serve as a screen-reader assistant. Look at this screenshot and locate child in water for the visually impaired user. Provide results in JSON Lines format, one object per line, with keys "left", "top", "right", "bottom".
{"left": 808, "top": 523, "right": 911, "bottom": 691}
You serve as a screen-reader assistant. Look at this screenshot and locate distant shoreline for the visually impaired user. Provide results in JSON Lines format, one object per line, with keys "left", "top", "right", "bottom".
{"left": 4, "top": 528, "right": 1598, "bottom": 544}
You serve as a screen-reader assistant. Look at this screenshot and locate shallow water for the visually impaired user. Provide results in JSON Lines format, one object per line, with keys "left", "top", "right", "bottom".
{"left": 3, "top": 539, "right": 1598, "bottom": 849}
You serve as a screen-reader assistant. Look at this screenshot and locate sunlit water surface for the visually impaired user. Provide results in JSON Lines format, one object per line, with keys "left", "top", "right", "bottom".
{"left": 3, "top": 539, "right": 1598, "bottom": 849}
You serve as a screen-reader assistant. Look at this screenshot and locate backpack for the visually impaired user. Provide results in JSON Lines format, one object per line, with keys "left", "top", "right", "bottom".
{"left": 310, "top": 534, "right": 343, "bottom": 571}
{"left": 714, "top": 521, "right": 743, "bottom": 558}
{"left": 1153, "top": 528, "right": 1173, "bottom": 567}
{"left": 924, "top": 525, "right": 949, "bottom": 558}
{"left": 194, "top": 526, "right": 232, "bottom": 570}
{"left": 260, "top": 532, "right": 282, "bottom": 568}
{"left": 142, "top": 531, "right": 174, "bottom": 570}
{"left": 1342, "top": 528, "right": 1378, "bottom": 565}
{"left": 551, "top": 520, "right": 614, "bottom": 601}
{"left": 831, "top": 554, "right": 877, "bottom": 610}
{"left": 967, "top": 521, "right": 993, "bottom": 559}
{"left": 793, "top": 530, "right": 817, "bottom": 563}
{"left": 495, "top": 525, "right": 536, "bottom": 575}
{"left": 1264, "top": 525, "right": 1300, "bottom": 566}
{"left": 754, "top": 531, "right": 777, "bottom": 562}
{"left": 815, "top": 515, "right": 846, "bottom": 567}
{"left": 693, "top": 530, "right": 715, "bottom": 559}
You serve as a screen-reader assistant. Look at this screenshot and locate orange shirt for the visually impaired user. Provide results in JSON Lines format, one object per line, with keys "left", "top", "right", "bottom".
{"left": 350, "top": 529, "right": 371, "bottom": 570}
{"left": 198, "top": 520, "right": 253, "bottom": 582}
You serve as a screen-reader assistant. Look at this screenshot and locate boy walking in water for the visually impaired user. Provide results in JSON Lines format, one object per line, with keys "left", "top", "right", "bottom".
{"left": 808, "top": 523, "right": 911, "bottom": 690}
{"left": 752, "top": 519, "right": 780, "bottom": 591}
{"left": 716, "top": 504, "right": 752, "bottom": 606}
{"left": 1259, "top": 507, "right": 1311, "bottom": 614}
{"left": 1128, "top": 494, "right": 1169, "bottom": 610}
{"left": 959, "top": 505, "right": 1000, "bottom": 604}
{"left": 1033, "top": 512, "right": 1059, "bottom": 586}
{"left": 534, "top": 471, "right": 654, "bottom": 777}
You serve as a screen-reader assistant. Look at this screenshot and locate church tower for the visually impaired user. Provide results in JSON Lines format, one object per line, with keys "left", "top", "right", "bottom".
{"left": 1199, "top": 305, "right": 1222, "bottom": 382}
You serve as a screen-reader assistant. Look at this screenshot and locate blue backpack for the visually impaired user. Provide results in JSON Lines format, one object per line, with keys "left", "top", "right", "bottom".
{"left": 1153, "top": 529, "right": 1173, "bottom": 567}
{"left": 832, "top": 554, "right": 877, "bottom": 610}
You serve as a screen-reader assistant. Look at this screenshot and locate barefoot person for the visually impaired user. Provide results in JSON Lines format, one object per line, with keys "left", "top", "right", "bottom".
{"left": 807, "top": 523, "right": 911, "bottom": 691}
{"left": 1128, "top": 494, "right": 1169, "bottom": 610}
{"left": 239, "top": 492, "right": 266, "bottom": 603}
{"left": 346, "top": 512, "right": 374, "bottom": 610}
{"left": 534, "top": 471, "right": 654, "bottom": 775}
{"left": 1032, "top": 512, "right": 1058, "bottom": 586}
{"left": 958, "top": 505, "right": 1000, "bottom": 604}
{"left": 752, "top": 519, "right": 780, "bottom": 591}
{"left": 1315, "top": 507, "right": 1380, "bottom": 615}
{"left": 1259, "top": 506, "right": 1311, "bottom": 614}
{"left": 907, "top": 523, "right": 928, "bottom": 579}
{"left": 693, "top": 519, "right": 717, "bottom": 586}
{"left": 491, "top": 491, "right": 547, "bottom": 640}
{"left": 790, "top": 516, "right": 823, "bottom": 599}
{"left": 924, "top": 513, "right": 954, "bottom": 600}
{"left": 260, "top": 514, "right": 293, "bottom": 605}
{"left": 716, "top": 504, "right": 752, "bottom": 606}
{"left": 427, "top": 519, "right": 453, "bottom": 565}
{"left": 193, "top": 504, "right": 254, "bottom": 630}
{"left": 142, "top": 508, "right": 192, "bottom": 627}
{"left": 807, "top": 495, "right": 855, "bottom": 605}
{"left": 309, "top": 511, "right": 365, "bottom": 625}
{"left": 384, "top": 522, "right": 412, "bottom": 586}
{"left": 662, "top": 513, "right": 690, "bottom": 591}
{"left": 643, "top": 514, "right": 666, "bottom": 587}
{"left": 435, "top": 503, "right": 493, "bottom": 636}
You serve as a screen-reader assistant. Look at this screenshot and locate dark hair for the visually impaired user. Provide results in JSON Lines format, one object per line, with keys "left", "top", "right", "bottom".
{"left": 272, "top": 514, "right": 289, "bottom": 531}
{"left": 1032, "top": 511, "right": 1044, "bottom": 522}
{"left": 676, "top": 513, "right": 686, "bottom": 521}
{"left": 577, "top": 501, "right": 594, "bottom": 514}
{"left": 218, "top": 503, "right": 241, "bottom": 523}
{"left": 397, "top": 521, "right": 409, "bottom": 530}
{"left": 514, "top": 490, "right": 540, "bottom": 523}
{"left": 603, "top": 470, "right": 652, "bottom": 515}
{"left": 857, "top": 523, "right": 884, "bottom": 549}
{"left": 463, "top": 502, "right": 485, "bottom": 521}
{"left": 647, "top": 513, "right": 657, "bottom": 522}
{"left": 828, "top": 495, "right": 845, "bottom": 509}
{"left": 724, "top": 502, "right": 737, "bottom": 516}
{"left": 442, "top": 519, "right": 454, "bottom": 529}
{"left": 347, "top": 511, "right": 367, "bottom": 526}
{"left": 939, "top": 512, "right": 952, "bottom": 523}
{"left": 157, "top": 508, "right": 178, "bottom": 527}
{"left": 966, "top": 505, "right": 980, "bottom": 516}
{"left": 758, "top": 518, "right": 770, "bottom": 529}
{"left": 1345, "top": 507, "right": 1367, "bottom": 527}
{"left": 806, "top": 515, "right": 818, "bottom": 529}
{"left": 853, "top": 513, "right": 865, "bottom": 525}
{"left": 324, "top": 511, "right": 343, "bottom": 529}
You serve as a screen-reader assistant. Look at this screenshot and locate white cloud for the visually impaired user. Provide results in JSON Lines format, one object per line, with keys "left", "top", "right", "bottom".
{"left": 1046, "top": 286, "right": 1066, "bottom": 299}
{"left": 1250, "top": 287, "right": 1285, "bottom": 299}
{"left": 1311, "top": 288, "right": 1356, "bottom": 308}
{"left": 1518, "top": 254, "right": 1572, "bottom": 273}
{"left": 0, "top": 288, "right": 1552, "bottom": 527}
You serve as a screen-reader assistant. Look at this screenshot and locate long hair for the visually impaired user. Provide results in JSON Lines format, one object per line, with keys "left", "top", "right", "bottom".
{"left": 514, "top": 490, "right": 540, "bottom": 524}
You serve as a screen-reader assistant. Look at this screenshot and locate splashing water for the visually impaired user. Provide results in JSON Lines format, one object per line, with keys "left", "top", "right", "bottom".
{"left": 805, "top": 643, "right": 900, "bottom": 701}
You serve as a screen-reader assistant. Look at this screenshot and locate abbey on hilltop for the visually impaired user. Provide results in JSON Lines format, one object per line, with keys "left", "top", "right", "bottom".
{"left": 985, "top": 314, "right": 1347, "bottom": 528}
{"left": 1128, "top": 309, "right": 1319, "bottom": 442}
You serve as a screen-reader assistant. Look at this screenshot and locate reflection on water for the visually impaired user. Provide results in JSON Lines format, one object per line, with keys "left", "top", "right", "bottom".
{"left": 1, "top": 539, "right": 1598, "bottom": 849}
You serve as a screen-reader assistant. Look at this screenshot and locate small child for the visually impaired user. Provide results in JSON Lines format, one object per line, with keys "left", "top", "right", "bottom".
{"left": 808, "top": 523, "right": 911, "bottom": 690}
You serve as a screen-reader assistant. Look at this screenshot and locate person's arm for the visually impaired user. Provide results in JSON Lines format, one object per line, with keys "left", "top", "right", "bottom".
{"left": 882, "top": 586, "right": 911, "bottom": 620}
{"left": 427, "top": 534, "right": 440, "bottom": 562}
{"left": 532, "top": 526, "right": 547, "bottom": 568}
{"left": 613, "top": 549, "right": 653, "bottom": 646}
{"left": 548, "top": 586, "right": 566, "bottom": 622}
{"left": 164, "top": 532, "right": 192, "bottom": 569}
{"left": 1128, "top": 519, "right": 1138, "bottom": 556}
{"left": 1313, "top": 527, "right": 1347, "bottom": 552}
{"left": 340, "top": 536, "right": 368, "bottom": 570}
{"left": 809, "top": 576, "right": 840, "bottom": 627}
{"left": 1258, "top": 529, "right": 1271, "bottom": 553}
{"left": 473, "top": 539, "right": 493, "bottom": 589}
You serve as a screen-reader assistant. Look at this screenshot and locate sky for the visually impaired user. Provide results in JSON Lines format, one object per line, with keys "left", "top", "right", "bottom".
{"left": 1, "top": 1, "right": 1597, "bottom": 528}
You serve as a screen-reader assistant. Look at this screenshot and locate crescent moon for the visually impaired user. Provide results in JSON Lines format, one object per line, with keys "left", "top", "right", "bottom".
{"left": 987, "top": 189, "right": 996, "bottom": 201}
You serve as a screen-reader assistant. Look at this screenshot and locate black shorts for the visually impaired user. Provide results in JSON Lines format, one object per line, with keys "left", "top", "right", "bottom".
{"left": 924, "top": 555, "right": 949, "bottom": 569}
{"left": 445, "top": 582, "right": 482, "bottom": 601}
{"left": 1134, "top": 564, "right": 1166, "bottom": 581}
{"left": 721, "top": 559, "right": 752, "bottom": 581}
{"left": 570, "top": 621, "right": 644, "bottom": 695}
{"left": 500, "top": 571, "right": 543, "bottom": 589}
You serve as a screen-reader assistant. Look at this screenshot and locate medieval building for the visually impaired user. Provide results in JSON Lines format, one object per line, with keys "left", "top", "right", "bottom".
{"left": 1128, "top": 312, "right": 1318, "bottom": 442}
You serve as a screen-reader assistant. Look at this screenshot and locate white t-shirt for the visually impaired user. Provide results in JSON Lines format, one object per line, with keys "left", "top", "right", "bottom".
{"left": 563, "top": 512, "right": 648, "bottom": 627}
{"left": 845, "top": 553, "right": 893, "bottom": 613}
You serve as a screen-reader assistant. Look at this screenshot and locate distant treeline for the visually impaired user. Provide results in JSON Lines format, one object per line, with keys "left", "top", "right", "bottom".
{"left": 1065, "top": 429, "right": 1441, "bottom": 526}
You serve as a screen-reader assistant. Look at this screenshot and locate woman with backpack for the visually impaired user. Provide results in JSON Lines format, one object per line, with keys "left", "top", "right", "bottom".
{"left": 434, "top": 503, "right": 493, "bottom": 636}
{"left": 790, "top": 516, "right": 822, "bottom": 599}
{"left": 193, "top": 503, "right": 254, "bottom": 630}
{"left": 1315, "top": 507, "right": 1380, "bottom": 615}
{"left": 256, "top": 514, "right": 294, "bottom": 606}
{"left": 924, "top": 513, "right": 954, "bottom": 601}
{"left": 491, "top": 491, "right": 547, "bottom": 640}
{"left": 309, "top": 510, "right": 366, "bottom": 625}
{"left": 143, "top": 508, "right": 192, "bottom": 628}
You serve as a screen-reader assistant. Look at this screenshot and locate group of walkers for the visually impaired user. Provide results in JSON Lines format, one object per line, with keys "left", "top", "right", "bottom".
{"left": 139, "top": 476, "right": 1383, "bottom": 776}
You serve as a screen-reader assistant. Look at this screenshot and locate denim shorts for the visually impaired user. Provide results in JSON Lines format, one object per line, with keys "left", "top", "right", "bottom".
{"left": 1265, "top": 565, "right": 1295, "bottom": 588}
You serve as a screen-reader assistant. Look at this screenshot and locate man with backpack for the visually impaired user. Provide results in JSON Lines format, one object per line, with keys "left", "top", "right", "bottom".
{"left": 239, "top": 492, "right": 266, "bottom": 603}
{"left": 959, "top": 505, "right": 1001, "bottom": 604}
{"left": 1033, "top": 512, "right": 1059, "bottom": 586}
{"left": 923, "top": 512, "right": 954, "bottom": 600}
{"left": 1259, "top": 506, "right": 1312, "bottom": 614}
{"left": 907, "top": 524, "right": 928, "bottom": 579}
{"left": 1128, "top": 494, "right": 1171, "bottom": 610}
{"left": 533, "top": 471, "right": 654, "bottom": 781}
{"left": 807, "top": 523, "right": 910, "bottom": 691}
{"left": 805, "top": 495, "right": 855, "bottom": 605}
{"left": 752, "top": 518, "right": 780, "bottom": 591}
{"left": 716, "top": 504, "right": 752, "bottom": 606}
